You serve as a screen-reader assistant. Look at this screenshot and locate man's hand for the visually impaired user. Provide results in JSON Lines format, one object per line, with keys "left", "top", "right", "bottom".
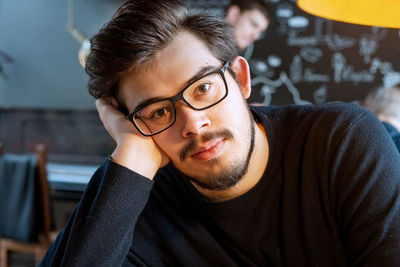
{"left": 96, "top": 98, "right": 169, "bottom": 179}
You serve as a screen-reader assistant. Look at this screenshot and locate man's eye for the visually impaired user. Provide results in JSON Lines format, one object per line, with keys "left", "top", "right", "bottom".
{"left": 151, "top": 108, "right": 168, "bottom": 119}
{"left": 195, "top": 83, "right": 211, "bottom": 94}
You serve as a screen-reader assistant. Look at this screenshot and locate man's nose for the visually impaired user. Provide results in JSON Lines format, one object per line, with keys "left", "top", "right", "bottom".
{"left": 175, "top": 103, "right": 210, "bottom": 138}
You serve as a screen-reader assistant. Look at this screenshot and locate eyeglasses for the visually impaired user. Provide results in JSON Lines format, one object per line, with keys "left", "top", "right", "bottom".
{"left": 127, "top": 62, "right": 230, "bottom": 136}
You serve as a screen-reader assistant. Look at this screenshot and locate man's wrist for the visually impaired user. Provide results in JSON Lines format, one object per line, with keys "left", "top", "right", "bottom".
{"left": 110, "top": 144, "right": 160, "bottom": 180}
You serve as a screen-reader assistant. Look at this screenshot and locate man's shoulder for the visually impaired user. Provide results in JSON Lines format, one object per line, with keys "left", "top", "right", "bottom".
{"left": 251, "top": 102, "right": 371, "bottom": 124}
{"left": 252, "top": 101, "right": 365, "bottom": 115}
{"left": 250, "top": 102, "right": 380, "bottom": 144}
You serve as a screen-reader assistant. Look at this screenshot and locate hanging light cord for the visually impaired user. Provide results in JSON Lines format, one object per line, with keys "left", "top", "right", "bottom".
{"left": 67, "top": 0, "right": 87, "bottom": 43}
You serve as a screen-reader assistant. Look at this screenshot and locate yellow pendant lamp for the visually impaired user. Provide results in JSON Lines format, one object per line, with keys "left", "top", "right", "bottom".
{"left": 297, "top": 0, "right": 400, "bottom": 28}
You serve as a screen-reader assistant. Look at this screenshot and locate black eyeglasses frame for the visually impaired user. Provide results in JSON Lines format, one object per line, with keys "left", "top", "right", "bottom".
{"left": 126, "top": 62, "right": 230, "bottom": 137}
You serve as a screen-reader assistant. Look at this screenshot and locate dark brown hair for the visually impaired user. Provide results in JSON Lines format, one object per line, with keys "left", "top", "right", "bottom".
{"left": 85, "top": 0, "right": 237, "bottom": 102}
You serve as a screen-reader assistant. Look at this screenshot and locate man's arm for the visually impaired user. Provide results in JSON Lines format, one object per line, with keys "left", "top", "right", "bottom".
{"left": 39, "top": 160, "right": 153, "bottom": 266}
{"left": 39, "top": 98, "right": 169, "bottom": 265}
{"left": 331, "top": 109, "right": 400, "bottom": 265}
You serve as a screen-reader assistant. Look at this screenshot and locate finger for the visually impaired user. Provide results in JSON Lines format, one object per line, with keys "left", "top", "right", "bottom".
{"left": 95, "top": 98, "right": 109, "bottom": 121}
{"left": 95, "top": 98, "right": 112, "bottom": 114}
{"left": 96, "top": 98, "right": 123, "bottom": 130}
{"left": 110, "top": 97, "right": 121, "bottom": 109}
{"left": 96, "top": 98, "right": 121, "bottom": 116}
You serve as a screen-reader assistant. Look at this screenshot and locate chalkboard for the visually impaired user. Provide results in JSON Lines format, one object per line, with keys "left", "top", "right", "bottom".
{"left": 187, "top": 0, "right": 400, "bottom": 106}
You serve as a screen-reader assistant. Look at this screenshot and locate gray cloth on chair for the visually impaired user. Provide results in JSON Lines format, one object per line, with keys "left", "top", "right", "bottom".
{"left": 0, "top": 154, "right": 40, "bottom": 242}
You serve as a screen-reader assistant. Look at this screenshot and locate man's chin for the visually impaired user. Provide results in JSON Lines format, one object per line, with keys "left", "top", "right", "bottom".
{"left": 178, "top": 158, "right": 220, "bottom": 177}
{"left": 179, "top": 160, "right": 247, "bottom": 191}
{"left": 185, "top": 172, "right": 242, "bottom": 191}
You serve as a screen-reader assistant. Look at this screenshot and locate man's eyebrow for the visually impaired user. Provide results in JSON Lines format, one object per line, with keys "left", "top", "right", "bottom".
{"left": 183, "top": 65, "right": 216, "bottom": 89}
{"left": 133, "top": 65, "right": 218, "bottom": 112}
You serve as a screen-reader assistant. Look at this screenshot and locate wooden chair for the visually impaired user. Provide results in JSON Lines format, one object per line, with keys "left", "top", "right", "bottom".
{"left": 0, "top": 143, "right": 53, "bottom": 266}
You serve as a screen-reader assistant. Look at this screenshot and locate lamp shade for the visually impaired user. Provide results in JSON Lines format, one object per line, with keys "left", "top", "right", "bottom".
{"left": 297, "top": 0, "right": 400, "bottom": 28}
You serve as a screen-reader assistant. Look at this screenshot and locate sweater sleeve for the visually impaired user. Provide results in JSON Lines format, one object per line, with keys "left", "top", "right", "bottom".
{"left": 330, "top": 110, "right": 400, "bottom": 266}
{"left": 38, "top": 159, "right": 154, "bottom": 266}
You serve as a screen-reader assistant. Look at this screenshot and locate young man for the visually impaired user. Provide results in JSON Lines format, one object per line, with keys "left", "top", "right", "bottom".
{"left": 362, "top": 86, "right": 400, "bottom": 152}
{"left": 40, "top": 0, "right": 400, "bottom": 265}
{"left": 225, "top": 0, "right": 270, "bottom": 51}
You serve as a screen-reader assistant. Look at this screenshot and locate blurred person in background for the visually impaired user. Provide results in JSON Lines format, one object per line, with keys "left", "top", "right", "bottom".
{"left": 362, "top": 85, "right": 400, "bottom": 152}
{"left": 225, "top": 0, "right": 270, "bottom": 52}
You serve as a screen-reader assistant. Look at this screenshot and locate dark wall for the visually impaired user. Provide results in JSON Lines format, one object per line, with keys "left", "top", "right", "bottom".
{"left": 0, "top": 108, "right": 114, "bottom": 164}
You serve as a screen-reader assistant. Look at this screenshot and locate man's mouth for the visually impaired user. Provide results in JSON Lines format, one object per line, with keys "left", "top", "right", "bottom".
{"left": 179, "top": 129, "right": 234, "bottom": 162}
{"left": 191, "top": 139, "right": 226, "bottom": 161}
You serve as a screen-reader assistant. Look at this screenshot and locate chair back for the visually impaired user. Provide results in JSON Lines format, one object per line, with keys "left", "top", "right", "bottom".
{"left": 34, "top": 144, "right": 52, "bottom": 246}
{"left": 0, "top": 144, "right": 51, "bottom": 245}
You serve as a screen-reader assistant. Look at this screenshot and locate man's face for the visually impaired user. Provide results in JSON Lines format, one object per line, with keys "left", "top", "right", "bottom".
{"left": 231, "top": 9, "right": 269, "bottom": 50}
{"left": 119, "top": 32, "right": 255, "bottom": 190}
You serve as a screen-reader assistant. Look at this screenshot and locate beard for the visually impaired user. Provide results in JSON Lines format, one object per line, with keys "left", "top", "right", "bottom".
{"left": 179, "top": 106, "right": 256, "bottom": 191}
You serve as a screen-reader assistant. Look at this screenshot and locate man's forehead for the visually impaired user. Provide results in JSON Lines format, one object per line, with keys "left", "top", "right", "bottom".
{"left": 119, "top": 31, "right": 222, "bottom": 111}
{"left": 244, "top": 9, "right": 269, "bottom": 25}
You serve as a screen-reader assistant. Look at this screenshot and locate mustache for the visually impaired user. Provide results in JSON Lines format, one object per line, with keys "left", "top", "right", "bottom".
{"left": 179, "top": 129, "right": 234, "bottom": 162}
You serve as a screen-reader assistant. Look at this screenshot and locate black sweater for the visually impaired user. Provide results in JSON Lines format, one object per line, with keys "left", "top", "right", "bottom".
{"left": 40, "top": 103, "right": 400, "bottom": 266}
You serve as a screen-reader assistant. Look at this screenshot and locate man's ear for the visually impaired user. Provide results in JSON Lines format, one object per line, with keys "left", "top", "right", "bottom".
{"left": 230, "top": 56, "right": 251, "bottom": 99}
{"left": 225, "top": 5, "right": 241, "bottom": 24}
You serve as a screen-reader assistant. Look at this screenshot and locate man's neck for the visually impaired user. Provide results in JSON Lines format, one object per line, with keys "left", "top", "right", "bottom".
{"left": 193, "top": 122, "right": 269, "bottom": 202}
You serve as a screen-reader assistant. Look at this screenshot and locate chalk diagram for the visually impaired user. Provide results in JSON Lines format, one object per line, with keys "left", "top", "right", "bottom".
{"left": 370, "top": 58, "right": 400, "bottom": 89}
{"left": 359, "top": 28, "right": 388, "bottom": 64}
{"left": 248, "top": 1, "right": 400, "bottom": 106}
